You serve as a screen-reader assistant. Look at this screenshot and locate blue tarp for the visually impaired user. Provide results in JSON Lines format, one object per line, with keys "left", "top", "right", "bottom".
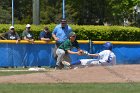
{"left": 0, "top": 43, "right": 139, "bottom": 67}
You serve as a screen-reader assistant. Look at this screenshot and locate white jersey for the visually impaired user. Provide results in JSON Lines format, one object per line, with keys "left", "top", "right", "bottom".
{"left": 98, "top": 50, "right": 116, "bottom": 65}
{"left": 80, "top": 50, "right": 116, "bottom": 66}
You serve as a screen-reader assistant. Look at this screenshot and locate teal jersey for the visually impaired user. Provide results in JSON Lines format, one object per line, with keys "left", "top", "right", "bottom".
{"left": 59, "top": 39, "right": 79, "bottom": 51}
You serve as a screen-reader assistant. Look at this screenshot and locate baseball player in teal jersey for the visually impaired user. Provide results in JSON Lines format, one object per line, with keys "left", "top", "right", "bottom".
{"left": 55, "top": 32, "right": 84, "bottom": 69}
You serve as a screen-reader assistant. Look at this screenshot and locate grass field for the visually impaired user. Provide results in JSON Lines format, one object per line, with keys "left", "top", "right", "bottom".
{"left": 0, "top": 83, "right": 139, "bottom": 93}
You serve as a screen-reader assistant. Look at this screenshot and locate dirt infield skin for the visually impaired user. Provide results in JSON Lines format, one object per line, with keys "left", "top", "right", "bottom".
{"left": 0, "top": 64, "right": 139, "bottom": 83}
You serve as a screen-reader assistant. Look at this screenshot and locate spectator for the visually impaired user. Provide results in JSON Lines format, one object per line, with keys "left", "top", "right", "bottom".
{"left": 38, "top": 26, "right": 52, "bottom": 68}
{"left": 39, "top": 26, "right": 52, "bottom": 42}
{"left": 52, "top": 19, "right": 72, "bottom": 47}
{"left": 22, "top": 24, "right": 34, "bottom": 44}
{"left": 62, "top": 42, "right": 116, "bottom": 68}
{"left": 55, "top": 32, "right": 84, "bottom": 69}
{"left": 52, "top": 19, "right": 72, "bottom": 61}
{"left": 4, "top": 26, "right": 20, "bottom": 43}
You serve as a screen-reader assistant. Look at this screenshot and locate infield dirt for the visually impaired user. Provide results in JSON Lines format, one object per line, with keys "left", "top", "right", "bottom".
{"left": 0, "top": 64, "right": 139, "bottom": 83}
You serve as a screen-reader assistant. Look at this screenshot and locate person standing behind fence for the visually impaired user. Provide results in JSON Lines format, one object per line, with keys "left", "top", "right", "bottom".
{"left": 22, "top": 24, "right": 34, "bottom": 44}
{"left": 52, "top": 19, "right": 72, "bottom": 47}
{"left": 39, "top": 26, "right": 52, "bottom": 42}
{"left": 38, "top": 26, "right": 52, "bottom": 67}
{"left": 4, "top": 26, "right": 20, "bottom": 43}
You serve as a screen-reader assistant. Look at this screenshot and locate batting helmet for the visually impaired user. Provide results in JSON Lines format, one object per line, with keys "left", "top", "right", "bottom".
{"left": 103, "top": 42, "right": 113, "bottom": 50}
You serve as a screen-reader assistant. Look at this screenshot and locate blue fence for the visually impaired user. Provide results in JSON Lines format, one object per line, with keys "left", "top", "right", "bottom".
{"left": 0, "top": 41, "right": 140, "bottom": 67}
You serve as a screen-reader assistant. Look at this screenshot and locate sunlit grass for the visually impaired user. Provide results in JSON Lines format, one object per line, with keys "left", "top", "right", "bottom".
{"left": 0, "top": 83, "right": 139, "bottom": 93}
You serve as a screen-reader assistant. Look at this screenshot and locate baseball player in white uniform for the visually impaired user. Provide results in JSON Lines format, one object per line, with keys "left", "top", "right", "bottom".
{"left": 62, "top": 42, "right": 116, "bottom": 67}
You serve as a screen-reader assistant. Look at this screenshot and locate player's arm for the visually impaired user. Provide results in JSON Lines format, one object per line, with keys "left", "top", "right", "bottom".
{"left": 88, "top": 53, "right": 99, "bottom": 57}
{"left": 67, "top": 50, "right": 81, "bottom": 55}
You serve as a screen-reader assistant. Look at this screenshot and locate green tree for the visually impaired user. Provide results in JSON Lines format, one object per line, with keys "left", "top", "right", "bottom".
{"left": 0, "top": 6, "right": 11, "bottom": 24}
{"left": 14, "top": 0, "right": 32, "bottom": 24}
{"left": 40, "top": 0, "right": 59, "bottom": 24}
{"left": 1, "top": 0, "right": 140, "bottom": 26}
{"left": 106, "top": 0, "right": 138, "bottom": 25}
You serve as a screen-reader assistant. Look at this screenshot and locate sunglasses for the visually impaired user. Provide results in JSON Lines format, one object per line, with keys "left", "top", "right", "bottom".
{"left": 45, "top": 30, "right": 49, "bottom": 32}
{"left": 11, "top": 28, "right": 14, "bottom": 30}
{"left": 61, "top": 22, "right": 66, "bottom": 24}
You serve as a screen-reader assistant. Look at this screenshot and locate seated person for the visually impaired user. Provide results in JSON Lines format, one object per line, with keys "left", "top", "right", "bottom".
{"left": 39, "top": 26, "right": 52, "bottom": 42}
{"left": 4, "top": 26, "right": 20, "bottom": 43}
{"left": 22, "top": 24, "right": 34, "bottom": 44}
{"left": 62, "top": 42, "right": 116, "bottom": 68}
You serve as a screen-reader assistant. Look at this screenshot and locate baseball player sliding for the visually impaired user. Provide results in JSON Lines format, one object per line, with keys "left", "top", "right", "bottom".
{"left": 62, "top": 42, "right": 116, "bottom": 68}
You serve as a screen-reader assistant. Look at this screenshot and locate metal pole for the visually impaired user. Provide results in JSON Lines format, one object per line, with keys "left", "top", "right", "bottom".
{"left": 33, "top": 0, "right": 40, "bottom": 25}
{"left": 62, "top": 0, "right": 65, "bottom": 19}
{"left": 12, "top": 0, "right": 14, "bottom": 26}
{"left": 135, "top": 10, "right": 137, "bottom": 26}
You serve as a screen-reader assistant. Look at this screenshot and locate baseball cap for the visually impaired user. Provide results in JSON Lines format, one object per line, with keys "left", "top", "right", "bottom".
{"left": 26, "top": 24, "right": 31, "bottom": 28}
{"left": 69, "top": 32, "right": 76, "bottom": 37}
{"left": 9, "top": 26, "right": 14, "bottom": 29}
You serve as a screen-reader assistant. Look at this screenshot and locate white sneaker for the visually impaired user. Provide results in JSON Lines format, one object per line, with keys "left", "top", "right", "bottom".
{"left": 62, "top": 61, "right": 70, "bottom": 66}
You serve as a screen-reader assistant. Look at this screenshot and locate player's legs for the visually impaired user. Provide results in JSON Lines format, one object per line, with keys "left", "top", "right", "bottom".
{"left": 80, "top": 59, "right": 93, "bottom": 65}
{"left": 56, "top": 49, "right": 65, "bottom": 68}
{"left": 80, "top": 59, "right": 100, "bottom": 65}
{"left": 63, "top": 53, "right": 71, "bottom": 63}
{"left": 62, "top": 59, "right": 99, "bottom": 66}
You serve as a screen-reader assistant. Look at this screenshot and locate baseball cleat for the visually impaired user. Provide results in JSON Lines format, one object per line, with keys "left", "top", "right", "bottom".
{"left": 62, "top": 61, "right": 70, "bottom": 66}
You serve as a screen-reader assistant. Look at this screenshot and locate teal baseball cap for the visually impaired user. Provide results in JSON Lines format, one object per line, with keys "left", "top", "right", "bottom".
{"left": 69, "top": 32, "right": 76, "bottom": 37}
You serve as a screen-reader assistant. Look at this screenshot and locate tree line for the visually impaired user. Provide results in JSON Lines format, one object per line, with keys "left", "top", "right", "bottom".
{"left": 0, "top": 0, "right": 140, "bottom": 26}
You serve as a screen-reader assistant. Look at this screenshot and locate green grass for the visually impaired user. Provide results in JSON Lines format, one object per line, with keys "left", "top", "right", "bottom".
{"left": 0, "top": 83, "right": 140, "bottom": 93}
{"left": 0, "top": 66, "right": 52, "bottom": 76}
{"left": 0, "top": 71, "right": 43, "bottom": 76}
